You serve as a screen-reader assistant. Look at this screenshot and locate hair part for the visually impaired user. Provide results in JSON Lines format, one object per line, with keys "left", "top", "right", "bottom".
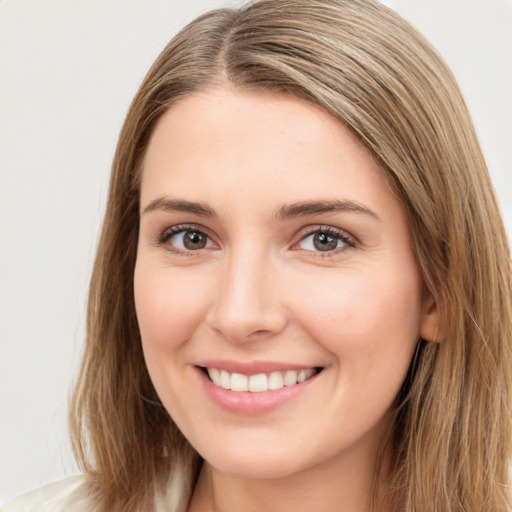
{"left": 70, "top": 1, "right": 512, "bottom": 511}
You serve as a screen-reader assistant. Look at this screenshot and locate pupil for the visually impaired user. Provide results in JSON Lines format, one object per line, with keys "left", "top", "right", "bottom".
{"left": 184, "top": 231, "right": 206, "bottom": 249}
{"left": 313, "top": 233, "right": 337, "bottom": 251}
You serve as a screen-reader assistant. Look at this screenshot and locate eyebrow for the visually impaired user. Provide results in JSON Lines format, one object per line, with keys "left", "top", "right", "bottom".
{"left": 142, "top": 197, "right": 380, "bottom": 222}
{"left": 274, "top": 199, "right": 381, "bottom": 222}
{"left": 142, "top": 197, "right": 216, "bottom": 217}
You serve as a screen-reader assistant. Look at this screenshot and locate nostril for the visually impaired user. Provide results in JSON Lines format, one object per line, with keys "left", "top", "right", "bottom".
{"left": 252, "top": 329, "right": 272, "bottom": 336}
{"left": 206, "top": 298, "right": 288, "bottom": 343}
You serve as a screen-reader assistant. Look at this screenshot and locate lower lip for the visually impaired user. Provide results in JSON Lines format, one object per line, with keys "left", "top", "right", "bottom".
{"left": 195, "top": 367, "right": 320, "bottom": 415}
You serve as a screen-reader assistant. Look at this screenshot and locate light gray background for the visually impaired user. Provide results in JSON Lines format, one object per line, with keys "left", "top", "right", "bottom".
{"left": 1, "top": 0, "right": 511, "bottom": 504}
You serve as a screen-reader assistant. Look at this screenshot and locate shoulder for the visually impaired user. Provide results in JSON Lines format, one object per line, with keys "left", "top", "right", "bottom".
{"left": 2, "top": 476, "right": 92, "bottom": 512}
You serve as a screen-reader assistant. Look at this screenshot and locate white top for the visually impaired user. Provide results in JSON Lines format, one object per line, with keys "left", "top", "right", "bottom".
{"left": 1, "top": 471, "right": 188, "bottom": 512}
{"left": 1, "top": 477, "right": 91, "bottom": 512}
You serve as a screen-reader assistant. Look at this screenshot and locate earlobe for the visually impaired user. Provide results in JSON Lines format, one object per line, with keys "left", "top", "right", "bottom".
{"left": 420, "top": 293, "right": 448, "bottom": 343}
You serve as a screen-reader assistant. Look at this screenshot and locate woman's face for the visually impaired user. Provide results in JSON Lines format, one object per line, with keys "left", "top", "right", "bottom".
{"left": 135, "top": 88, "right": 435, "bottom": 479}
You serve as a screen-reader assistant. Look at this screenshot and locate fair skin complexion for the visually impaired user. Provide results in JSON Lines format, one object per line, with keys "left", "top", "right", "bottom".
{"left": 134, "top": 87, "right": 441, "bottom": 512}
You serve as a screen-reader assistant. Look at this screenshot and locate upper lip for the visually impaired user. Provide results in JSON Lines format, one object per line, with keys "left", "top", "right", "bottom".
{"left": 196, "top": 359, "right": 322, "bottom": 375}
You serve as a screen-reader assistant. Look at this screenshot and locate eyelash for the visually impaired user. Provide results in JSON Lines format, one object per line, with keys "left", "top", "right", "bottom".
{"left": 156, "top": 224, "right": 215, "bottom": 255}
{"left": 294, "top": 226, "right": 356, "bottom": 257}
{"left": 155, "top": 224, "right": 356, "bottom": 257}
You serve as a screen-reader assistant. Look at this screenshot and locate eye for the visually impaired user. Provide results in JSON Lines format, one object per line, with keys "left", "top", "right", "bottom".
{"left": 296, "top": 227, "right": 355, "bottom": 253}
{"left": 158, "top": 226, "right": 215, "bottom": 252}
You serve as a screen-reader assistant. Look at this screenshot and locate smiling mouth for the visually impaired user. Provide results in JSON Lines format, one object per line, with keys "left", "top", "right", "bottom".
{"left": 201, "top": 367, "right": 322, "bottom": 392}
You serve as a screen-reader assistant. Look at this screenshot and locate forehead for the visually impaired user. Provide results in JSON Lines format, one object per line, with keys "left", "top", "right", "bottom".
{"left": 140, "top": 87, "right": 401, "bottom": 224}
{"left": 143, "top": 88, "right": 350, "bottom": 171}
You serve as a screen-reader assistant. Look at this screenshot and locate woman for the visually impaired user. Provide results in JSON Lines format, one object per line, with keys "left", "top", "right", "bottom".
{"left": 4, "top": 0, "right": 511, "bottom": 511}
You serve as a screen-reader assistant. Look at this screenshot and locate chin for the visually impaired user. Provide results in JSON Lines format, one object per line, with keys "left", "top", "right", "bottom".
{"left": 199, "top": 441, "right": 309, "bottom": 480}
{"left": 211, "top": 458, "right": 303, "bottom": 480}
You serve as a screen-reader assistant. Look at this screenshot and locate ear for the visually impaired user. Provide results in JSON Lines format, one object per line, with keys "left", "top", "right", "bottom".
{"left": 420, "top": 292, "right": 448, "bottom": 343}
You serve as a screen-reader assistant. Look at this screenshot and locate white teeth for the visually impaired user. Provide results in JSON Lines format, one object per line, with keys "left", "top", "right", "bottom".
{"left": 205, "top": 367, "right": 318, "bottom": 392}
{"left": 230, "top": 372, "right": 249, "bottom": 391}
{"left": 284, "top": 370, "right": 298, "bottom": 386}
{"left": 248, "top": 373, "right": 268, "bottom": 392}
{"left": 220, "top": 370, "right": 231, "bottom": 389}
{"left": 208, "top": 368, "right": 221, "bottom": 386}
{"left": 268, "top": 371, "right": 284, "bottom": 390}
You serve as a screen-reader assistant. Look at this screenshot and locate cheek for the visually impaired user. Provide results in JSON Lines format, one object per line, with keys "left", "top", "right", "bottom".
{"left": 288, "top": 265, "right": 423, "bottom": 366}
{"left": 133, "top": 263, "right": 212, "bottom": 419}
{"left": 133, "top": 263, "right": 210, "bottom": 356}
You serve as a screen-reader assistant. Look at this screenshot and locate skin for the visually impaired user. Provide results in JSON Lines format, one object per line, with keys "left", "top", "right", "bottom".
{"left": 134, "top": 87, "right": 441, "bottom": 512}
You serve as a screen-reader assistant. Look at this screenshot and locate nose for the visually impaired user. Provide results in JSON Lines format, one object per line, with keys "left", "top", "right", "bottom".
{"left": 206, "top": 247, "right": 288, "bottom": 343}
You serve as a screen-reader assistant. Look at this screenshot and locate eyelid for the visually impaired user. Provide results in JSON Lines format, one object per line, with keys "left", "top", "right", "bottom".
{"left": 291, "top": 225, "right": 357, "bottom": 254}
{"left": 153, "top": 223, "right": 356, "bottom": 256}
{"left": 155, "top": 223, "right": 218, "bottom": 252}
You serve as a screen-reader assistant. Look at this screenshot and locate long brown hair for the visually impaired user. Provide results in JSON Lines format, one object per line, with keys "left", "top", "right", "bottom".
{"left": 70, "top": 1, "right": 512, "bottom": 510}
